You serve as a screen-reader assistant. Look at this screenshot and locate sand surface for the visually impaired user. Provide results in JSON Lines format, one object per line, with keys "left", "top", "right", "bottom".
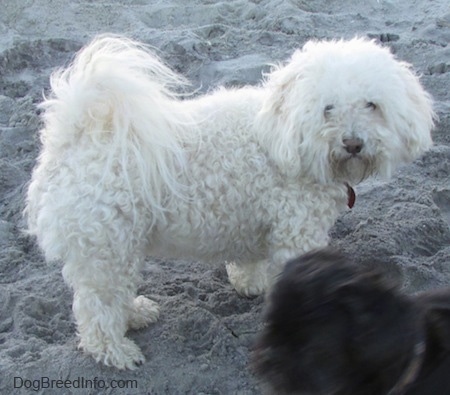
{"left": 0, "top": 1, "right": 449, "bottom": 394}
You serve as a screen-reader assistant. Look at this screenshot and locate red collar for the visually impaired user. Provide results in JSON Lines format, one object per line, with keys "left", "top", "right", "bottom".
{"left": 346, "top": 183, "right": 355, "bottom": 208}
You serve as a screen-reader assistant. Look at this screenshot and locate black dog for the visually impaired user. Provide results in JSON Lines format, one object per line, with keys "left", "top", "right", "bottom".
{"left": 252, "top": 249, "right": 450, "bottom": 395}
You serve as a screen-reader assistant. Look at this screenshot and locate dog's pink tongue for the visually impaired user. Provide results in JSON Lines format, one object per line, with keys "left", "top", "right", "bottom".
{"left": 346, "top": 183, "right": 355, "bottom": 208}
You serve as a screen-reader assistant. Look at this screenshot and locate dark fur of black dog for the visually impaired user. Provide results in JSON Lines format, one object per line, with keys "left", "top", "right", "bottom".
{"left": 252, "top": 249, "right": 450, "bottom": 395}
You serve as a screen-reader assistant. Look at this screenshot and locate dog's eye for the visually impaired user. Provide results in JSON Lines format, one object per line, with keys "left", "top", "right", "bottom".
{"left": 366, "top": 102, "right": 377, "bottom": 110}
{"left": 324, "top": 104, "right": 334, "bottom": 116}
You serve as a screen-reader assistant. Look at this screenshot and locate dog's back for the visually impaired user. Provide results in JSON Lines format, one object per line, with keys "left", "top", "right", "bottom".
{"left": 25, "top": 35, "right": 190, "bottom": 257}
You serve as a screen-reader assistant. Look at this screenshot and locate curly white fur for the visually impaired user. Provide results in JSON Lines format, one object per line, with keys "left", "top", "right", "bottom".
{"left": 25, "top": 35, "right": 434, "bottom": 369}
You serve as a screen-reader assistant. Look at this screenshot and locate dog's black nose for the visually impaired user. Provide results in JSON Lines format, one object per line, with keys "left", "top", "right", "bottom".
{"left": 343, "top": 138, "right": 364, "bottom": 154}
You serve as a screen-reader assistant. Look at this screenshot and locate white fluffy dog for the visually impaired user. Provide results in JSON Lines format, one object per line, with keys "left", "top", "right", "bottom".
{"left": 26, "top": 35, "right": 434, "bottom": 369}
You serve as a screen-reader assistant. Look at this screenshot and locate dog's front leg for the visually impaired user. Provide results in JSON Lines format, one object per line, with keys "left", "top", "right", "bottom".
{"left": 226, "top": 259, "right": 269, "bottom": 297}
{"left": 225, "top": 221, "right": 330, "bottom": 297}
{"left": 265, "top": 221, "right": 331, "bottom": 285}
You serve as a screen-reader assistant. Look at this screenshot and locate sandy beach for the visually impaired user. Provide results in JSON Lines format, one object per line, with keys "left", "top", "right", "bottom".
{"left": 0, "top": 1, "right": 449, "bottom": 394}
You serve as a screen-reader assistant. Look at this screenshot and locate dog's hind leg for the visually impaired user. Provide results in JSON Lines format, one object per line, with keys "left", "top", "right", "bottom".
{"left": 70, "top": 276, "right": 145, "bottom": 370}
{"left": 226, "top": 259, "right": 269, "bottom": 297}
{"left": 63, "top": 253, "right": 153, "bottom": 370}
{"left": 60, "top": 208, "right": 157, "bottom": 370}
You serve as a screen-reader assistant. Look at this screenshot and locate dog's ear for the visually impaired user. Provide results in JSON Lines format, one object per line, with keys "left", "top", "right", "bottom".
{"left": 381, "top": 61, "right": 435, "bottom": 164}
{"left": 420, "top": 290, "right": 450, "bottom": 351}
{"left": 255, "top": 48, "right": 331, "bottom": 183}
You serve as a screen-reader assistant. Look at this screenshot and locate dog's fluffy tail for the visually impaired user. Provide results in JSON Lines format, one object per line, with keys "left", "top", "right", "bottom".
{"left": 39, "top": 35, "right": 190, "bottom": 224}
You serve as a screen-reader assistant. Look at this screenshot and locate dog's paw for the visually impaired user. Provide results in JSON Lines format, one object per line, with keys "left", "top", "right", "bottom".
{"left": 128, "top": 296, "right": 160, "bottom": 330}
{"left": 104, "top": 338, "right": 145, "bottom": 370}
{"left": 82, "top": 337, "right": 146, "bottom": 370}
{"left": 226, "top": 261, "right": 268, "bottom": 297}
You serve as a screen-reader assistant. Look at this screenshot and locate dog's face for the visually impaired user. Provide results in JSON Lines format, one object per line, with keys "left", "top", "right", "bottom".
{"left": 256, "top": 38, "right": 434, "bottom": 184}
{"left": 323, "top": 98, "right": 386, "bottom": 184}
{"left": 252, "top": 249, "right": 422, "bottom": 395}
